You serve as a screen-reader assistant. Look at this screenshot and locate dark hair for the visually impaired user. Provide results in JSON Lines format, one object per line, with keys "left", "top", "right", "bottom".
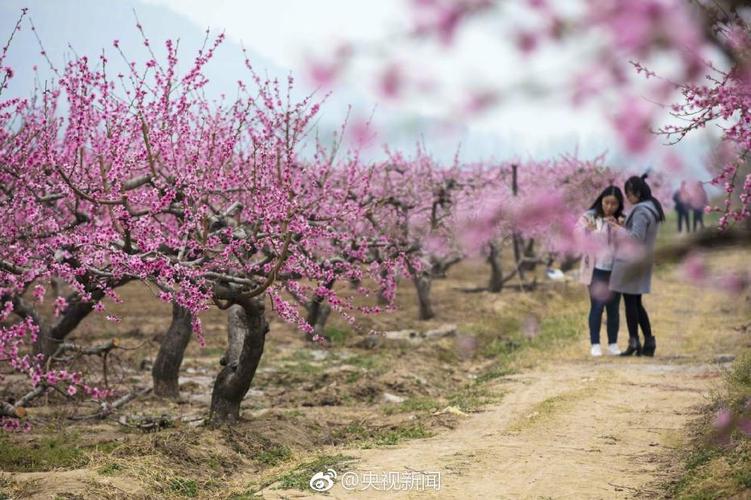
{"left": 589, "top": 185, "right": 625, "bottom": 219}
{"left": 624, "top": 174, "right": 665, "bottom": 221}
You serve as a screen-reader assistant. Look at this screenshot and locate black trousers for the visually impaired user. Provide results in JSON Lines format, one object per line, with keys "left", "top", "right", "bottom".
{"left": 677, "top": 209, "right": 690, "bottom": 233}
{"left": 623, "top": 293, "right": 653, "bottom": 342}
{"left": 692, "top": 209, "right": 704, "bottom": 232}
{"left": 588, "top": 268, "right": 620, "bottom": 344}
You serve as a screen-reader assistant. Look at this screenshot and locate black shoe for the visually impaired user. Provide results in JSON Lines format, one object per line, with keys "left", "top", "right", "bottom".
{"left": 642, "top": 336, "right": 656, "bottom": 357}
{"left": 620, "top": 338, "right": 642, "bottom": 356}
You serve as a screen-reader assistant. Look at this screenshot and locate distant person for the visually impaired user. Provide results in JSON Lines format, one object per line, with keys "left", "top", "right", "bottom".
{"left": 688, "top": 181, "right": 708, "bottom": 232}
{"left": 673, "top": 181, "right": 690, "bottom": 233}
{"left": 577, "top": 186, "right": 625, "bottom": 357}
{"left": 608, "top": 174, "right": 665, "bottom": 357}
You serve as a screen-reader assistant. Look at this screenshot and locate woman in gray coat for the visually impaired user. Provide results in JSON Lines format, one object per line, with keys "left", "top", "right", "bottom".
{"left": 607, "top": 174, "right": 665, "bottom": 357}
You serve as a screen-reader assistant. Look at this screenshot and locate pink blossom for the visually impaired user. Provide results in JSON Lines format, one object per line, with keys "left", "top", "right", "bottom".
{"left": 53, "top": 296, "right": 68, "bottom": 317}
{"left": 679, "top": 253, "right": 707, "bottom": 283}
{"left": 611, "top": 95, "right": 654, "bottom": 153}
{"left": 713, "top": 407, "right": 733, "bottom": 431}
{"left": 515, "top": 31, "right": 538, "bottom": 54}
{"left": 32, "top": 285, "right": 45, "bottom": 303}
{"left": 379, "top": 63, "right": 404, "bottom": 99}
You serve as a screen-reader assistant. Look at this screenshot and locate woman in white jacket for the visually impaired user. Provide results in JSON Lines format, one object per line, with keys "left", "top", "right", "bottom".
{"left": 577, "top": 186, "right": 625, "bottom": 357}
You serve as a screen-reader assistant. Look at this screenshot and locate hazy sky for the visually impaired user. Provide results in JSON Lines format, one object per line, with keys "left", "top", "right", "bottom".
{"left": 140, "top": 0, "right": 611, "bottom": 138}
{"left": 137, "top": 0, "right": 720, "bottom": 170}
{"left": 0, "top": 0, "right": 719, "bottom": 175}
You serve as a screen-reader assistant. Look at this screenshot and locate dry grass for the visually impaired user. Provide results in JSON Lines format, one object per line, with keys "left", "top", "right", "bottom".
{"left": 661, "top": 351, "right": 751, "bottom": 499}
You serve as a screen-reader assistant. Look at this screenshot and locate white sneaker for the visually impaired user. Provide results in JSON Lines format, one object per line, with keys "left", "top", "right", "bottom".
{"left": 590, "top": 344, "right": 602, "bottom": 356}
{"left": 608, "top": 343, "right": 621, "bottom": 355}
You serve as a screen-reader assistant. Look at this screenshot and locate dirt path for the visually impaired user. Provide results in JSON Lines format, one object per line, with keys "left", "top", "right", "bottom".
{"left": 263, "top": 251, "right": 749, "bottom": 499}
{"left": 323, "top": 360, "right": 721, "bottom": 499}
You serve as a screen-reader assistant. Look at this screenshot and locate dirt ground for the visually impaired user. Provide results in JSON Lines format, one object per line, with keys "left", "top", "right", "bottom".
{"left": 1, "top": 243, "right": 750, "bottom": 499}
{"left": 295, "top": 360, "right": 725, "bottom": 499}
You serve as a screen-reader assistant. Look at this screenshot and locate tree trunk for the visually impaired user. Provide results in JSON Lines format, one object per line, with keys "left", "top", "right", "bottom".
{"left": 377, "top": 268, "right": 390, "bottom": 305}
{"left": 487, "top": 241, "right": 504, "bottom": 293}
{"left": 306, "top": 280, "right": 334, "bottom": 340}
{"left": 30, "top": 278, "right": 130, "bottom": 359}
{"left": 512, "top": 233, "right": 526, "bottom": 281}
{"left": 412, "top": 272, "right": 434, "bottom": 321}
{"left": 521, "top": 238, "right": 537, "bottom": 271}
{"left": 152, "top": 303, "right": 193, "bottom": 398}
{"left": 510, "top": 163, "right": 527, "bottom": 282}
{"left": 209, "top": 298, "right": 268, "bottom": 425}
{"left": 34, "top": 290, "right": 104, "bottom": 358}
{"left": 307, "top": 300, "right": 332, "bottom": 340}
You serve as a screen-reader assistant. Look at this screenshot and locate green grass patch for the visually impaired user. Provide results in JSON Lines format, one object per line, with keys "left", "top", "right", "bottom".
{"left": 476, "top": 364, "right": 515, "bottom": 383}
{"left": 331, "top": 421, "right": 373, "bottom": 443}
{"left": 0, "top": 433, "right": 88, "bottom": 472}
{"left": 372, "top": 424, "right": 432, "bottom": 446}
{"left": 346, "top": 353, "right": 385, "bottom": 374}
{"left": 282, "top": 360, "right": 324, "bottom": 376}
{"left": 220, "top": 429, "right": 294, "bottom": 468}
{"left": 274, "top": 454, "right": 355, "bottom": 491}
{"left": 331, "top": 421, "right": 433, "bottom": 449}
{"left": 97, "top": 462, "right": 123, "bottom": 476}
{"left": 481, "top": 337, "right": 522, "bottom": 359}
{"left": 169, "top": 477, "right": 198, "bottom": 497}
{"left": 684, "top": 446, "right": 721, "bottom": 472}
{"left": 471, "top": 310, "right": 581, "bottom": 370}
{"left": 508, "top": 388, "right": 595, "bottom": 432}
{"left": 436, "top": 344, "right": 460, "bottom": 363}
{"left": 89, "top": 440, "right": 121, "bottom": 454}
{"left": 665, "top": 350, "right": 751, "bottom": 498}
{"left": 0, "top": 478, "right": 11, "bottom": 500}
{"left": 228, "top": 492, "right": 264, "bottom": 500}
{"left": 530, "top": 314, "right": 581, "bottom": 351}
{"left": 324, "top": 326, "right": 350, "bottom": 346}
{"left": 467, "top": 312, "right": 583, "bottom": 385}
{"left": 382, "top": 397, "right": 440, "bottom": 415}
{"left": 256, "top": 444, "right": 293, "bottom": 466}
{"left": 447, "top": 383, "right": 500, "bottom": 412}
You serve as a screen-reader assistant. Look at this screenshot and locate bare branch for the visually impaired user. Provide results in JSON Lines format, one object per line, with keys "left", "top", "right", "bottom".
{"left": 70, "top": 387, "right": 152, "bottom": 420}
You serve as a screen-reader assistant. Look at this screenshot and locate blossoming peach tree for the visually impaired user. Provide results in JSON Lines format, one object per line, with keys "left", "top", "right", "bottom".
{"left": 0, "top": 17, "right": 404, "bottom": 427}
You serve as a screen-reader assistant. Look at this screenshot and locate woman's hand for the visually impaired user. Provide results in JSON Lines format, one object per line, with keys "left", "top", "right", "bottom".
{"left": 605, "top": 216, "right": 621, "bottom": 228}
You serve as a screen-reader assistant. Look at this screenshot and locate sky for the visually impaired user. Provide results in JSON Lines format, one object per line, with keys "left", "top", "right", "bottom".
{"left": 0, "top": 0, "right": 720, "bottom": 178}
{"left": 139, "top": 0, "right": 613, "bottom": 142}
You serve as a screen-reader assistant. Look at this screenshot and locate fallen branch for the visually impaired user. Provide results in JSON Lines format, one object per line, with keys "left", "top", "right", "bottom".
{"left": 1, "top": 402, "right": 26, "bottom": 418}
{"left": 117, "top": 414, "right": 174, "bottom": 432}
{"left": 70, "top": 387, "right": 152, "bottom": 420}
{"left": 15, "top": 385, "right": 47, "bottom": 408}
